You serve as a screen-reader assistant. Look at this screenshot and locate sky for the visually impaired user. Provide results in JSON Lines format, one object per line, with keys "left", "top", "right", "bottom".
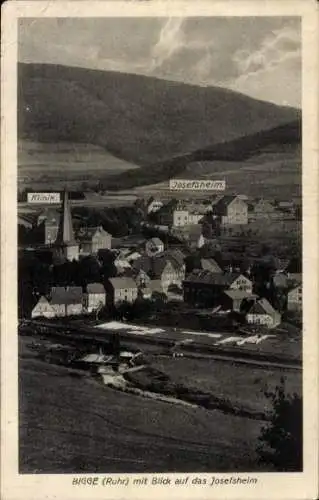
{"left": 19, "top": 17, "right": 301, "bottom": 108}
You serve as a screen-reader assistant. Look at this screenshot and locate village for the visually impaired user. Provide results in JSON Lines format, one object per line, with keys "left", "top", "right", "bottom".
{"left": 18, "top": 189, "right": 302, "bottom": 334}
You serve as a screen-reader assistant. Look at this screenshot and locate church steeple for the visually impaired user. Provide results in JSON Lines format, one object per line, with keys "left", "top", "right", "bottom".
{"left": 53, "top": 190, "right": 79, "bottom": 262}
{"left": 56, "top": 190, "right": 75, "bottom": 244}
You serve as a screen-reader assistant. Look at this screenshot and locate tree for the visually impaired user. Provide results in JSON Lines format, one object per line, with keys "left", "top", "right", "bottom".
{"left": 77, "top": 256, "right": 101, "bottom": 286}
{"left": 115, "top": 300, "right": 134, "bottom": 321}
{"left": 257, "top": 381, "right": 302, "bottom": 471}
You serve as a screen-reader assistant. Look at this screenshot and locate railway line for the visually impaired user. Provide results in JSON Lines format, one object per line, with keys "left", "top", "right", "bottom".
{"left": 20, "top": 319, "right": 302, "bottom": 371}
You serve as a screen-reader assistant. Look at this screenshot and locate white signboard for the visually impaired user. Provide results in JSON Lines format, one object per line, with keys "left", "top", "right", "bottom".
{"left": 27, "top": 192, "right": 61, "bottom": 204}
{"left": 169, "top": 179, "right": 226, "bottom": 191}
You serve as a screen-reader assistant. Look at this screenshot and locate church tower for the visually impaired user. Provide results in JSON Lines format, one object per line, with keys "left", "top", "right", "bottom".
{"left": 54, "top": 190, "right": 79, "bottom": 262}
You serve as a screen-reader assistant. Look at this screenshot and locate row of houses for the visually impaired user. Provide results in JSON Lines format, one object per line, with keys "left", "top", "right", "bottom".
{"left": 183, "top": 267, "right": 301, "bottom": 327}
{"left": 31, "top": 272, "right": 167, "bottom": 319}
{"left": 31, "top": 253, "right": 302, "bottom": 326}
{"left": 152, "top": 196, "right": 248, "bottom": 228}
{"left": 31, "top": 277, "right": 140, "bottom": 319}
{"left": 145, "top": 195, "right": 300, "bottom": 229}
{"left": 32, "top": 283, "right": 106, "bottom": 318}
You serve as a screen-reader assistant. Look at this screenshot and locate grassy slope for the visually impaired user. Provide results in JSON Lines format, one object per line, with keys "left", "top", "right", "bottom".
{"left": 18, "top": 63, "right": 301, "bottom": 196}
{"left": 19, "top": 63, "right": 299, "bottom": 168}
{"left": 19, "top": 140, "right": 139, "bottom": 173}
{"left": 151, "top": 357, "right": 301, "bottom": 415}
{"left": 19, "top": 337, "right": 265, "bottom": 473}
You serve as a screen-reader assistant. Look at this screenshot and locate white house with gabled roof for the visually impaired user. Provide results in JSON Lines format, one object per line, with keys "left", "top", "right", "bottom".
{"left": 31, "top": 296, "right": 56, "bottom": 319}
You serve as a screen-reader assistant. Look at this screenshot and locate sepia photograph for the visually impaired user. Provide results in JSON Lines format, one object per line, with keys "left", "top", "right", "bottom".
{"left": 17, "top": 14, "right": 303, "bottom": 474}
{"left": 1, "top": 1, "right": 318, "bottom": 499}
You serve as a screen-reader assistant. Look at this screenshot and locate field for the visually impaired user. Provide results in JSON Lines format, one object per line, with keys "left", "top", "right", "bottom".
{"left": 18, "top": 138, "right": 301, "bottom": 201}
{"left": 150, "top": 357, "right": 301, "bottom": 415}
{"left": 18, "top": 140, "right": 138, "bottom": 191}
{"left": 19, "top": 336, "right": 270, "bottom": 473}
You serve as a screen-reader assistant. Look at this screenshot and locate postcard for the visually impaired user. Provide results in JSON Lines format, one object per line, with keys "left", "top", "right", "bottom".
{"left": 1, "top": 1, "right": 318, "bottom": 499}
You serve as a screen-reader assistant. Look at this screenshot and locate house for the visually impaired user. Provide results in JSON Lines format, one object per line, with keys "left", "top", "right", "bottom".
{"left": 246, "top": 298, "right": 281, "bottom": 328}
{"left": 83, "top": 283, "right": 106, "bottom": 313}
{"left": 164, "top": 248, "right": 187, "bottom": 269}
{"left": 151, "top": 258, "right": 184, "bottom": 293}
{"left": 31, "top": 296, "right": 56, "bottom": 319}
{"left": 18, "top": 213, "right": 38, "bottom": 230}
{"left": 134, "top": 269, "right": 151, "bottom": 288}
{"left": 222, "top": 290, "right": 257, "bottom": 313}
{"left": 157, "top": 200, "right": 189, "bottom": 227}
{"left": 249, "top": 198, "right": 276, "bottom": 220}
{"left": 145, "top": 237, "right": 164, "bottom": 256}
{"left": 146, "top": 197, "right": 163, "bottom": 214}
{"left": 36, "top": 208, "right": 60, "bottom": 244}
{"left": 287, "top": 284, "right": 302, "bottom": 312}
{"left": 50, "top": 286, "right": 83, "bottom": 316}
{"left": 123, "top": 267, "right": 151, "bottom": 288}
{"left": 183, "top": 270, "right": 253, "bottom": 308}
{"left": 141, "top": 280, "right": 164, "bottom": 300}
{"left": 106, "top": 277, "right": 138, "bottom": 305}
{"left": 133, "top": 252, "right": 185, "bottom": 294}
{"left": 213, "top": 195, "right": 248, "bottom": 226}
{"left": 178, "top": 225, "right": 206, "bottom": 249}
{"left": 187, "top": 206, "right": 205, "bottom": 225}
{"left": 200, "top": 258, "right": 223, "bottom": 273}
{"left": 272, "top": 272, "right": 289, "bottom": 289}
{"left": 77, "top": 226, "right": 112, "bottom": 255}
{"left": 277, "top": 201, "right": 295, "bottom": 211}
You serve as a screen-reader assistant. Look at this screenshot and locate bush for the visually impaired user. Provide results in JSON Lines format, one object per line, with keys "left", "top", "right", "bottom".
{"left": 257, "top": 380, "right": 302, "bottom": 471}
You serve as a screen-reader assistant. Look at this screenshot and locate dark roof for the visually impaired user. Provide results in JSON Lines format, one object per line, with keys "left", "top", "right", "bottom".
{"left": 109, "top": 277, "right": 137, "bottom": 289}
{"left": 287, "top": 283, "right": 302, "bottom": 293}
{"left": 286, "top": 258, "right": 302, "bottom": 274}
{"left": 157, "top": 199, "right": 182, "bottom": 215}
{"left": 39, "top": 208, "right": 60, "bottom": 225}
{"left": 133, "top": 251, "right": 184, "bottom": 277}
{"left": 184, "top": 270, "right": 243, "bottom": 286}
{"left": 76, "top": 226, "right": 110, "bottom": 242}
{"left": 247, "top": 298, "right": 278, "bottom": 316}
{"left": 50, "top": 286, "right": 83, "bottom": 305}
{"left": 18, "top": 213, "right": 38, "bottom": 225}
{"left": 120, "top": 267, "right": 150, "bottom": 280}
{"left": 224, "top": 290, "right": 257, "bottom": 300}
{"left": 149, "top": 280, "right": 163, "bottom": 292}
{"left": 132, "top": 255, "right": 152, "bottom": 274}
{"left": 87, "top": 283, "right": 105, "bottom": 294}
{"left": 151, "top": 256, "right": 173, "bottom": 278}
{"left": 201, "top": 258, "right": 223, "bottom": 273}
{"left": 213, "top": 195, "right": 238, "bottom": 214}
{"left": 160, "top": 248, "right": 186, "bottom": 267}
